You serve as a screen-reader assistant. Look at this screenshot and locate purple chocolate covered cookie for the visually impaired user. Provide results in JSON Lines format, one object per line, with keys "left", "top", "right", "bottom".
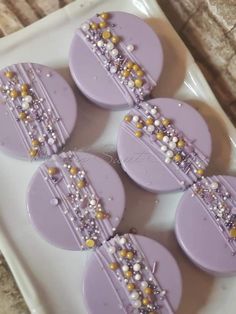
{"left": 27, "top": 151, "right": 125, "bottom": 250}
{"left": 175, "top": 175, "right": 236, "bottom": 275}
{"left": 69, "top": 11, "right": 163, "bottom": 110}
{"left": 0, "top": 63, "right": 77, "bottom": 160}
{"left": 117, "top": 98, "right": 212, "bottom": 193}
{"left": 83, "top": 234, "right": 182, "bottom": 314}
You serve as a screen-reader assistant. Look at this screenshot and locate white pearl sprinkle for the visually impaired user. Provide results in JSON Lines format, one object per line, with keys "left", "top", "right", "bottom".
{"left": 38, "top": 135, "right": 45, "bottom": 143}
{"left": 119, "top": 237, "right": 126, "bottom": 245}
{"left": 165, "top": 157, "right": 171, "bottom": 164}
{"left": 81, "top": 22, "right": 90, "bottom": 31}
{"left": 50, "top": 198, "right": 59, "bottom": 206}
{"left": 141, "top": 281, "right": 148, "bottom": 289}
{"left": 110, "top": 66, "right": 117, "bottom": 74}
{"left": 166, "top": 150, "right": 174, "bottom": 158}
{"left": 134, "top": 273, "right": 141, "bottom": 281}
{"left": 133, "top": 300, "right": 141, "bottom": 308}
{"left": 147, "top": 125, "right": 155, "bottom": 133}
{"left": 122, "top": 265, "right": 129, "bottom": 272}
{"left": 97, "top": 40, "right": 104, "bottom": 47}
{"left": 130, "top": 291, "right": 139, "bottom": 300}
{"left": 127, "top": 44, "right": 134, "bottom": 52}
{"left": 48, "top": 138, "right": 55, "bottom": 145}
{"left": 106, "top": 42, "right": 114, "bottom": 50}
{"left": 169, "top": 141, "right": 176, "bottom": 149}
{"left": 132, "top": 115, "right": 139, "bottom": 123}
{"left": 133, "top": 263, "right": 141, "bottom": 271}
{"left": 111, "top": 48, "right": 118, "bottom": 57}
{"left": 108, "top": 246, "right": 116, "bottom": 254}
{"left": 90, "top": 199, "right": 96, "bottom": 206}
{"left": 133, "top": 299, "right": 141, "bottom": 308}
{"left": 211, "top": 182, "right": 219, "bottom": 190}
{"left": 22, "top": 101, "right": 30, "bottom": 110}
{"left": 128, "top": 80, "right": 134, "bottom": 88}
{"left": 161, "top": 145, "right": 167, "bottom": 152}
{"left": 172, "top": 136, "right": 178, "bottom": 143}
{"left": 154, "top": 120, "right": 160, "bottom": 126}
{"left": 24, "top": 95, "right": 32, "bottom": 103}
{"left": 151, "top": 108, "right": 157, "bottom": 115}
{"left": 163, "top": 136, "right": 169, "bottom": 143}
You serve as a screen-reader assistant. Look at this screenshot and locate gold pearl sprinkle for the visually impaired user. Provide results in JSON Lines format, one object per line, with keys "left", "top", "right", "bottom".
{"left": 100, "top": 12, "right": 109, "bottom": 20}
{"left": 136, "top": 70, "right": 144, "bottom": 77}
{"left": 29, "top": 148, "right": 38, "bottom": 158}
{"left": 124, "top": 270, "right": 133, "bottom": 278}
{"left": 177, "top": 139, "right": 185, "bottom": 148}
{"left": 162, "top": 118, "right": 170, "bottom": 127}
{"left": 4, "top": 71, "right": 14, "bottom": 79}
{"left": 124, "top": 114, "right": 132, "bottom": 122}
{"left": 122, "top": 70, "right": 130, "bottom": 78}
{"left": 10, "top": 90, "right": 18, "bottom": 99}
{"left": 132, "top": 64, "right": 140, "bottom": 71}
{"left": 134, "top": 78, "right": 143, "bottom": 88}
{"left": 21, "top": 91, "right": 28, "bottom": 97}
{"left": 126, "top": 60, "right": 133, "bottom": 69}
{"left": 70, "top": 167, "right": 79, "bottom": 175}
{"left": 145, "top": 117, "right": 154, "bottom": 126}
{"left": 136, "top": 122, "right": 143, "bottom": 129}
{"left": 31, "top": 139, "right": 40, "bottom": 147}
{"left": 21, "top": 83, "right": 29, "bottom": 92}
{"left": 197, "top": 168, "right": 204, "bottom": 176}
{"left": 127, "top": 283, "right": 135, "bottom": 291}
{"left": 86, "top": 239, "right": 95, "bottom": 248}
{"left": 77, "top": 179, "right": 86, "bottom": 189}
{"left": 90, "top": 22, "right": 98, "bottom": 30}
{"left": 174, "top": 154, "right": 182, "bottom": 162}
{"left": 142, "top": 298, "right": 150, "bottom": 305}
{"left": 126, "top": 251, "right": 134, "bottom": 260}
{"left": 156, "top": 132, "right": 164, "bottom": 141}
{"left": 95, "top": 211, "right": 106, "bottom": 220}
{"left": 19, "top": 112, "right": 27, "bottom": 120}
{"left": 135, "top": 130, "right": 143, "bottom": 138}
{"left": 144, "top": 287, "right": 153, "bottom": 295}
{"left": 118, "top": 249, "right": 127, "bottom": 258}
{"left": 102, "top": 30, "right": 111, "bottom": 40}
{"left": 230, "top": 228, "right": 236, "bottom": 238}
{"left": 111, "top": 35, "right": 119, "bottom": 44}
{"left": 99, "top": 21, "right": 107, "bottom": 28}
{"left": 109, "top": 262, "right": 119, "bottom": 271}
{"left": 47, "top": 167, "right": 58, "bottom": 176}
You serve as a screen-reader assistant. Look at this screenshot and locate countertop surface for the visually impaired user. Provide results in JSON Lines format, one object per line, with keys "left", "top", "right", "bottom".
{"left": 0, "top": 0, "right": 235, "bottom": 313}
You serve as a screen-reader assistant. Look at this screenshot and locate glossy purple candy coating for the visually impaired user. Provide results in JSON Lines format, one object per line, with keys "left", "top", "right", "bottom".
{"left": 0, "top": 63, "right": 77, "bottom": 160}
{"left": 69, "top": 11, "right": 163, "bottom": 110}
{"left": 175, "top": 175, "right": 236, "bottom": 275}
{"left": 117, "top": 98, "right": 212, "bottom": 193}
{"left": 83, "top": 234, "right": 182, "bottom": 314}
{"left": 27, "top": 151, "right": 125, "bottom": 250}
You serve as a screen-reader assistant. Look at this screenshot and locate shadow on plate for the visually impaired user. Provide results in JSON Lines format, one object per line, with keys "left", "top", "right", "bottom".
{"left": 145, "top": 228, "right": 214, "bottom": 314}
{"left": 145, "top": 18, "right": 188, "bottom": 99}
{"left": 187, "top": 99, "right": 231, "bottom": 175}
{"left": 55, "top": 66, "right": 110, "bottom": 151}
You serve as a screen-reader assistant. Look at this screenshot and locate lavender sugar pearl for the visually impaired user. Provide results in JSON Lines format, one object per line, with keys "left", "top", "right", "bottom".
{"left": 69, "top": 11, "right": 163, "bottom": 110}
{"left": 0, "top": 63, "right": 77, "bottom": 160}
{"left": 117, "top": 98, "right": 212, "bottom": 193}
{"left": 27, "top": 151, "right": 125, "bottom": 251}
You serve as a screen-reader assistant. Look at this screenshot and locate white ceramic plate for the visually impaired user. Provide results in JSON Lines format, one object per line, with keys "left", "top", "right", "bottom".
{"left": 0, "top": 1, "right": 236, "bottom": 313}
